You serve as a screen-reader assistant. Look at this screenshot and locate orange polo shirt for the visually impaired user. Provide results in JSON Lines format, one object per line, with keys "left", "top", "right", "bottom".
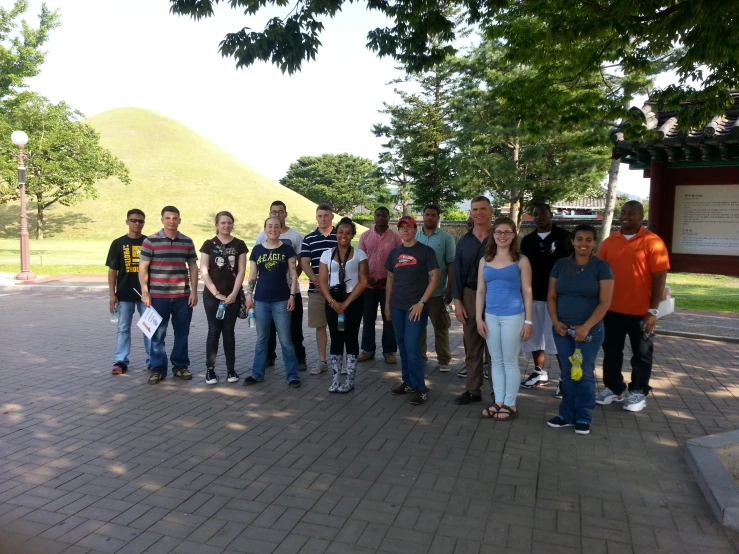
{"left": 598, "top": 227, "right": 670, "bottom": 316}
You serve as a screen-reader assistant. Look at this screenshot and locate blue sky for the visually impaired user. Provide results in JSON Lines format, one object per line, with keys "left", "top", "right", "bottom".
{"left": 23, "top": 0, "right": 652, "bottom": 198}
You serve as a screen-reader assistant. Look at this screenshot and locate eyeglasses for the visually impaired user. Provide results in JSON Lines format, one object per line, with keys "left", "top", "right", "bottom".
{"left": 128, "top": 219, "right": 145, "bottom": 224}
{"left": 494, "top": 231, "right": 514, "bottom": 236}
{"left": 270, "top": 210, "right": 286, "bottom": 216}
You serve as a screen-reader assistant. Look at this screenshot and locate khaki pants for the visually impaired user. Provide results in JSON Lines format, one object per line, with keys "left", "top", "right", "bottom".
{"left": 420, "top": 296, "right": 452, "bottom": 363}
{"left": 463, "top": 287, "right": 486, "bottom": 396}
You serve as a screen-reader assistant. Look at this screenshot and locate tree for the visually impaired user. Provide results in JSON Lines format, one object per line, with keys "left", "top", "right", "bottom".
{"left": 0, "top": 94, "right": 130, "bottom": 239}
{"left": 279, "top": 153, "right": 390, "bottom": 215}
{"left": 0, "top": 1, "right": 60, "bottom": 101}
{"left": 169, "top": 0, "right": 737, "bottom": 121}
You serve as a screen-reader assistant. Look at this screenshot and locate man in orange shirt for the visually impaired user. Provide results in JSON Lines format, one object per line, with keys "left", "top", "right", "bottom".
{"left": 596, "top": 201, "right": 670, "bottom": 412}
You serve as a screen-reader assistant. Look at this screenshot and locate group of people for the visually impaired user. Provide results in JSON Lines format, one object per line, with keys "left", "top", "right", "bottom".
{"left": 106, "top": 196, "right": 669, "bottom": 429}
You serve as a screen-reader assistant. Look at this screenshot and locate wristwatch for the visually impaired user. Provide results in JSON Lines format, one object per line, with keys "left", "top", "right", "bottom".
{"left": 524, "top": 320, "right": 533, "bottom": 325}
{"left": 647, "top": 309, "right": 659, "bottom": 316}
{"left": 419, "top": 299, "right": 426, "bottom": 305}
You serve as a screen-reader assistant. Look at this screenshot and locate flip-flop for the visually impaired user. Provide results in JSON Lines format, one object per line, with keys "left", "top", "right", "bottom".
{"left": 481, "top": 404, "right": 501, "bottom": 418}
{"left": 493, "top": 405, "right": 519, "bottom": 421}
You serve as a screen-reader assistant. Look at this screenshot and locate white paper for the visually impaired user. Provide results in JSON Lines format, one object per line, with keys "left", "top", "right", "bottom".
{"left": 137, "top": 306, "right": 163, "bottom": 339}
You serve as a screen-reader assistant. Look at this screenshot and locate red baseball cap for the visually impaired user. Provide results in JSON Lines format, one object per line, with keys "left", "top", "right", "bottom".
{"left": 397, "top": 216, "right": 417, "bottom": 228}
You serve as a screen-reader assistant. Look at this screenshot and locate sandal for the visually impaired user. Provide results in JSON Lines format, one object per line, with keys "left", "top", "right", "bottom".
{"left": 493, "top": 405, "right": 518, "bottom": 421}
{"left": 481, "top": 404, "right": 502, "bottom": 418}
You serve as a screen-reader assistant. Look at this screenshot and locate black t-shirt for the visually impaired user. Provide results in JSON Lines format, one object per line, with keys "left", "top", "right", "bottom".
{"left": 106, "top": 235, "right": 145, "bottom": 302}
{"left": 384, "top": 242, "right": 439, "bottom": 311}
{"left": 200, "top": 237, "right": 249, "bottom": 301}
{"left": 250, "top": 243, "right": 296, "bottom": 302}
{"left": 520, "top": 225, "right": 571, "bottom": 301}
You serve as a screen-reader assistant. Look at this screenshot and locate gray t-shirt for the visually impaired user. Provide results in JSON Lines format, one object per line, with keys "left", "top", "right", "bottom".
{"left": 384, "top": 242, "right": 439, "bottom": 311}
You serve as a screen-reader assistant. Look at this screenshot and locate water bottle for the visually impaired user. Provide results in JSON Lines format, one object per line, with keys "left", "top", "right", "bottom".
{"left": 247, "top": 308, "right": 256, "bottom": 328}
{"left": 338, "top": 313, "right": 345, "bottom": 331}
{"left": 216, "top": 302, "right": 226, "bottom": 320}
{"left": 566, "top": 328, "right": 592, "bottom": 342}
{"left": 110, "top": 302, "right": 119, "bottom": 323}
{"left": 639, "top": 321, "right": 655, "bottom": 341}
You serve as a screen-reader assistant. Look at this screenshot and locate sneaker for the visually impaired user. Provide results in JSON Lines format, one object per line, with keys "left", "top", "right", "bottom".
{"left": 521, "top": 368, "right": 548, "bottom": 388}
{"left": 227, "top": 370, "right": 240, "bottom": 383}
{"left": 595, "top": 387, "right": 626, "bottom": 405}
{"left": 357, "top": 353, "right": 374, "bottom": 362}
{"left": 409, "top": 391, "right": 427, "bottom": 405}
{"left": 456, "top": 368, "right": 467, "bottom": 378}
{"left": 575, "top": 421, "right": 591, "bottom": 434}
{"left": 298, "top": 361, "right": 308, "bottom": 372}
{"left": 384, "top": 354, "right": 398, "bottom": 364}
{"left": 623, "top": 392, "right": 646, "bottom": 412}
{"left": 288, "top": 379, "right": 301, "bottom": 389}
{"left": 112, "top": 362, "right": 127, "bottom": 375}
{"left": 243, "top": 376, "right": 262, "bottom": 386}
{"left": 173, "top": 366, "right": 192, "bottom": 380}
{"left": 454, "top": 391, "right": 482, "bottom": 405}
{"left": 438, "top": 361, "right": 451, "bottom": 372}
{"left": 265, "top": 358, "right": 276, "bottom": 368}
{"left": 554, "top": 380, "right": 562, "bottom": 399}
{"left": 391, "top": 381, "right": 415, "bottom": 395}
{"left": 310, "top": 361, "right": 328, "bottom": 375}
{"left": 205, "top": 367, "right": 219, "bottom": 385}
{"left": 547, "top": 416, "right": 573, "bottom": 428}
{"left": 148, "top": 371, "right": 162, "bottom": 385}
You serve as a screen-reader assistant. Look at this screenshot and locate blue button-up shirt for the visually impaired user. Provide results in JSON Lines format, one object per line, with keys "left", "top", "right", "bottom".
{"left": 416, "top": 226, "right": 455, "bottom": 297}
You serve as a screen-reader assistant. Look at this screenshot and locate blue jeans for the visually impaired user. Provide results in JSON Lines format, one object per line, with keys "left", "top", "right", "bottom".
{"left": 484, "top": 312, "right": 524, "bottom": 406}
{"left": 553, "top": 323, "right": 604, "bottom": 424}
{"left": 391, "top": 307, "right": 429, "bottom": 393}
{"left": 253, "top": 300, "right": 299, "bottom": 383}
{"left": 113, "top": 301, "right": 151, "bottom": 366}
{"left": 150, "top": 297, "right": 193, "bottom": 376}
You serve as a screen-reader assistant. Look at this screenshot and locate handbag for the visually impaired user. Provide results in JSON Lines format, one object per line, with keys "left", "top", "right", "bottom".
{"left": 328, "top": 246, "right": 351, "bottom": 302}
{"left": 211, "top": 239, "right": 248, "bottom": 319}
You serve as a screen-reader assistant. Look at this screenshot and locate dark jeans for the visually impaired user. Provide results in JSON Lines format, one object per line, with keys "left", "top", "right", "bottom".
{"left": 268, "top": 292, "right": 305, "bottom": 363}
{"left": 392, "top": 307, "right": 429, "bottom": 393}
{"left": 361, "top": 288, "right": 397, "bottom": 355}
{"left": 326, "top": 296, "right": 364, "bottom": 356}
{"left": 554, "top": 323, "right": 604, "bottom": 424}
{"left": 602, "top": 311, "right": 654, "bottom": 395}
{"left": 150, "top": 296, "right": 193, "bottom": 375}
{"left": 203, "top": 298, "right": 239, "bottom": 371}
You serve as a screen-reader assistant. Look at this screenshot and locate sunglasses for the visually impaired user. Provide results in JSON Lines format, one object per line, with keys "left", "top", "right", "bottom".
{"left": 128, "top": 218, "right": 145, "bottom": 224}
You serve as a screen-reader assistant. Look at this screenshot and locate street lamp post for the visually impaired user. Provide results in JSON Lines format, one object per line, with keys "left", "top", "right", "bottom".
{"left": 11, "top": 130, "right": 36, "bottom": 281}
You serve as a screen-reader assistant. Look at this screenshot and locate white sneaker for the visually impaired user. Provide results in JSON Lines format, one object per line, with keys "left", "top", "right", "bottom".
{"left": 521, "top": 368, "right": 548, "bottom": 388}
{"left": 595, "top": 387, "right": 626, "bottom": 405}
{"left": 438, "top": 361, "right": 451, "bottom": 372}
{"left": 623, "top": 392, "right": 647, "bottom": 412}
{"left": 310, "top": 361, "right": 328, "bottom": 375}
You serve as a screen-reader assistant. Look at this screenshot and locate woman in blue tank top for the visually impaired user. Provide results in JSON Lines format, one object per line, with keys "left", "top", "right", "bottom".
{"left": 476, "top": 217, "right": 534, "bottom": 420}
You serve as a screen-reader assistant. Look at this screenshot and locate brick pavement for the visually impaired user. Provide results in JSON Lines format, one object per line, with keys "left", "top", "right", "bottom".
{"left": 1, "top": 292, "right": 739, "bottom": 554}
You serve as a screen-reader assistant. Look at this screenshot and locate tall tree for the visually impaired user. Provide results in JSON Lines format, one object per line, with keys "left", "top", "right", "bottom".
{"left": 279, "top": 153, "right": 390, "bottom": 215}
{"left": 0, "top": 94, "right": 130, "bottom": 239}
{"left": 169, "top": 0, "right": 737, "bottom": 120}
{"left": 0, "top": 0, "right": 60, "bottom": 101}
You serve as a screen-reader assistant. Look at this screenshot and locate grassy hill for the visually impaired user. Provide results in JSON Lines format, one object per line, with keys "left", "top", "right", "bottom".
{"left": 0, "top": 108, "right": 324, "bottom": 244}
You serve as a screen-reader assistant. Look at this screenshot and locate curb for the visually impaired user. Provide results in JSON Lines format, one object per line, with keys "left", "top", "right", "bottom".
{"left": 657, "top": 329, "right": 739, "bottom": 345}
{"left": 0, "top": 284, "right": 108, "bottom": 293}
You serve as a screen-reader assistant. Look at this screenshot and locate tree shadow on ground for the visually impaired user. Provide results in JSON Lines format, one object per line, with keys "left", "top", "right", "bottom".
{"left": 0, "top": 205, "right": 94, "bottom": 239}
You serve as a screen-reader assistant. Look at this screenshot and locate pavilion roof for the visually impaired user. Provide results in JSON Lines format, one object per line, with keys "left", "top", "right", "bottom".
{"left": 610, "top": 91, "right": 739, "bottom": 169}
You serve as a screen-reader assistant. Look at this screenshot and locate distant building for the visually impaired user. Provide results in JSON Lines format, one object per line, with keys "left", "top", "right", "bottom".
{"left": 499, "top": 196, "right": 607, "bottom": 221}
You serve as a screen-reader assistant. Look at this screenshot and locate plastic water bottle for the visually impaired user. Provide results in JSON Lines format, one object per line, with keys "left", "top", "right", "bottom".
{"left": 110, "top": 302, "right": 119, "bottom": 323}
{"left": 338, "top": 313, "right": 345, "bottom": 331}
{"left": 247, "top": 308, "right": 256, "bottom": 328}
{"left": 566, "top": 328, "right": 592, "bottom": 342}
{"left": 216, "top": 302, "right": 226, "bottom": 320}
{"left": 639, "top": 321, "right": 655, "bottom": 341}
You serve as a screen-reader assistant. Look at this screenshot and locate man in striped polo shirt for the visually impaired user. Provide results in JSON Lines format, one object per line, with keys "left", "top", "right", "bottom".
{"left": 139, "top": 206, "right": 199, "bottom": 385}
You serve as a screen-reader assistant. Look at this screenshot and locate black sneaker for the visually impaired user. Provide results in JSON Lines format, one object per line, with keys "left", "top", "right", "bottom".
{"left": 454, "top": 391, "right": 482, "bottom": 405}
{"left": 409, "top": 391, "right": 427, "bottom": 405}
{"left": 243, "top": 376, "right": 261, "bottom": 386}
{"left": 521, "top": 368, "right": 548, "bottom": 388}
{"left": 173, "top": 366, "right": 192, "bottom": 380}
{"left": 554, "top": 380, "right": 563, "bottom": 399}
{"left": 265, "top": 358, "right": 276, "bottom": 368}
{"left": 227, "top": 370, "right": 240, "bottom": 383}
{"left": 148, "top": 371, "right": 162, "bottom": 385}
{"left": 456, "top": 368, "right": 467, "bottom": 378}
{"left": 112, "top": 362, "right": 127, "bottom": 375}
{"left": 391, "top": 381, "right": 415, "bottom": 395}
{"left": 288, "top": 379, "right": 301, "bottom": 389}
{"left": 205, "top": 367, "right": 218, "bottom": 385}
{"left": 297, "top": 361, "right": 307, "bottom": 372}
{"left": 575, "top": 422, "right": 591, "bottom": 435}
{"left": 547, "top": 416, "right": 573, "bottom": 428}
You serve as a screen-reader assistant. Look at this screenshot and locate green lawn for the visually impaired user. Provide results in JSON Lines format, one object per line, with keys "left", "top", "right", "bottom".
{"left": 667, "top": 273, "right": 739, "bottom": 314}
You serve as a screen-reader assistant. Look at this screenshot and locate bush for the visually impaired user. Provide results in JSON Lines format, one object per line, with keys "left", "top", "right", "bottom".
{"left": 443, "top": 209, "right": 469, "bottom": 221}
